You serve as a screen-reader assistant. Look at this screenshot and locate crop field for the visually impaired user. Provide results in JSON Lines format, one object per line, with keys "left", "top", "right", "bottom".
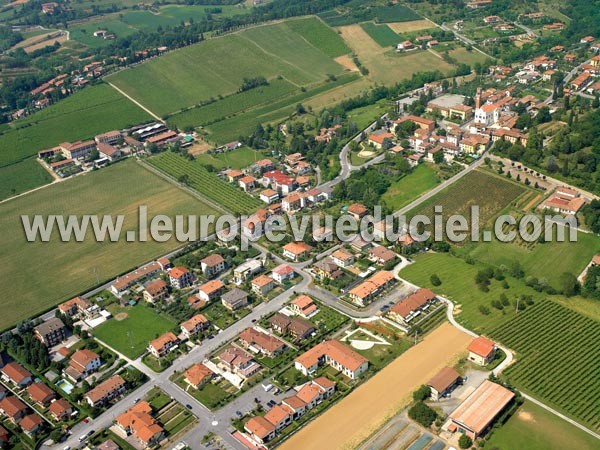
{"left": 107, "top": 17, "right": 349, "bottom": 116}
{"left": 0, "top": 83, "right": 151, "bottom": 168}
{"left": 491, "top": 301, "right": 600, "bottom": 431}
{"left": 94, "top": 304, "right": 176, "bottom": 358}
{"left": 167, "top": 78, "right": 297, "bottom": 129}
{"left": 0, "top": 159, "right": 218, "bottom": 330}
{"left": 360, "top": 22, "right": 400, "bottom": 47}
{"left": 408, "top": 170, "right": 527, "bottom": 226}
{"left": 148, "top": 152, "right": 262, "bottom": 214}
{"left": 286, "top": 17, "right": 351, "bottom": 58}
{"left": 386, "top": 20, "right": 434, "bottom": 34}
{"left": 0, "top": 158, "right": 53, "bottom": 200}
{"left": 319, "top": 4, "right": 421, "bottom": 27}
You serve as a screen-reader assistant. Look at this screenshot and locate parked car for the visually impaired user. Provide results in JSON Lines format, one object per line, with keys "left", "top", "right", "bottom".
{"left": 185, "top": 404, "right": 193, "bottom": 410}
{"left": 235, "top": 411, "right": 243, "bottom": 418}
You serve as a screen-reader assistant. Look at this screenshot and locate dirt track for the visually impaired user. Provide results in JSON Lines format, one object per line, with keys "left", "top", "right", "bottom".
{"left": 279, "top": 322, "right": 472, "bottom": 450}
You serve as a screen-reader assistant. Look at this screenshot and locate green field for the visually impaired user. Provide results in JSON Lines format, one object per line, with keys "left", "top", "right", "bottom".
{"left": 148, "top": 152, "right": 262, "bottom": 214}
{"left": 0, "top": 158, "right": 53, "bottom": 200}
{"left": 193, "top": 147, "right": 264, "bottom": 170}
{"left": 94, "top": 304, "right": 176, "bottom": 358}
{"left": 0, "top": 159, "right": 218, "bottom": 330}
{"left": 408, "top": 170, "right": 527, "bottom": 225}
{"left": 381, "top": 164, "right": 440, "bottom": 211}
{"left": 360, "top": 22, "right": 400, "bottom": 47}
{"left": 0, "top": 83, "right": 151, "bottom": 168}
{"left": 319, "top": 4, "right": 421, "bottom": 27}
{"left": 491, "top": 301, "right": 600, "bottom": 431}
{"left": 107, "top": 17, "right": 349, "bottom": 116}
{"left": 286, "top": 17, "right": 351, "bottom": 58}
{"left": 487, "top": 401, "right": 599, "bottom": 450}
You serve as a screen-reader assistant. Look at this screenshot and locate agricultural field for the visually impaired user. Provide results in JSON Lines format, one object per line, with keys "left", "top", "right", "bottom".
{"left": 94, "top": 304, "right": 176, "bottom": 358}
{"left": 360, "top": 22, "right": 400, "bottom": 47}
{"left": 486, "top": 401, "right": 599, "bottom": 450}
{"left": 192, "top": 147, "right": 264, "bottom": 171}
{"left": 337, "top": 24, "right": 455, "bottom": 86}
{"left": 491, "top": 301, "right": 600, "bottom": 431}
{"left": 106, "top": 17, "right": 350, "bottom": 116}
{"left": 0, "top": 83, "right": 152, "bottom": 168}
{"left": 0, "top": 158, "right": 53, "bottom": 200}
{"left": 380, "top": 164, "right": 440, "bottom": 211}
{"left": 386, "top": 20, "right": 434, "bottom": 34}
{"left": 407, "top": 170, "right": 527, "bottom": 226}
{"left": 148, "top": 151, "right": 262, "bottom": 214}
{"left": 319, "top": 4, "right": 421, "bottom": 27}
{"left": 0, "top": 159, "right": 218, "bottom": 330}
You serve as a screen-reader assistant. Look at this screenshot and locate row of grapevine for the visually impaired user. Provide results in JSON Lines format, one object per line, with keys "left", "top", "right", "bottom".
{"left": 490, "top": 301, "right": 600, "bottom": 431}
{"left": 149, "top": 152, "right": 262, "bottom": 215}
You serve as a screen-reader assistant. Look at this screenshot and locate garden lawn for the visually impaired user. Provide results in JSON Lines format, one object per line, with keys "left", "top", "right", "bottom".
{"left": 0, "top": 159, "right": 217, "bottom": 330}
{"left": 94, "top": 305, "right": 176, "bottom": 358}
{"left": 0, "top": 83, "right": 151, "bottom": 167}
{"left": 381, "top": 164, "right": 439, "bottom": 211}
{"left": 486, "top": 401, "right": 599, "bottom": 450}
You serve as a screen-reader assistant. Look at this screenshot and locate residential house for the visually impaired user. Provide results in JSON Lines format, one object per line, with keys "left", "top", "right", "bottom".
{"left": 180, "top": 314, "right": 210, "bottom": 340}
{"left": 312, "top": 258, "right": 343, "bottom": 281}
{"left": 331, "top": 249, "right": 355, "bottom": 268}
{"left": 26, "top": 383, "right": 55, "bottom": 407}
{"left": 200, "top": 254, "right": 226, "bottom": 278}
{"left": 269, "top": 314, "right": 315, "bottom": 341}
{"left": 281, "top": 395, "right": 307, "bottom": 420}
{"left": 244, "top": 416, "right": 276, "bottom": 444}
{"left": 198, "top": 279, "right": 225, "bottom": 302}
{"left": 20, "top": 414, "right": 43, "bottom": 437}
{"left": 65, "top": 349, "right": 102, "bottom": 381}
{"left": 397, "top": 40, "right": 414, "bottom": 51}
{"left": 95, "top": 130, "right": 122, "bottom": 145}
{"left": 233, "top": 259, "right": 264, "bottom": 284}
{"left": 183, "top": 364, "right": 213, "bottom": 389}
{"left": 368, "top": 246, "right": 397, "bottom": 266}
{"left": 467, "top": 336, "right": 496, "bottom": 366}
{"left": 148, "top": 332, "right": 179, "bottom": 358}
{"left": 295, "top": 340, "right": 369, "bottom": 379}
{"left": 264, "top": 405, "right": 292, "bottom": 432}
{"left": 282, "top": 192, "right": 306, "bottom": 212}
{"left": 538, "top": 187, "right": 586, "bottom": 215}
{"left": 290, "top": 295, "right": 319, "bottom": 318}
{"left": 34, "top": 317, "right": 67, "bottom": 347}
{"left": 259, "top": 189, "right": 279, "bottom": 204}
{"left": 221, "top": 288, "right": 249, "bottom": 311}
{"left": 1, "top": 363, "right": 32, "bottom": 387}
{"left": 143, "top": 279, "right": 169, "bottom": 304}
{"left": 115, "top": 402, "right": 164, "bottom": 448}
{"left": 60, "top": 140, "right": 96, "bottom": 159}
{"left": 282, "top": 242, "right": 313, "bottom": 261}
{"left": 226, "top": 169, "right": 244, "bottom": 182}
{"left": 348, "top": 271, "right": 394, "bottom": 306}
{"left": 388, "top": 289, "right": 437, "bottom": 327}
{"left": 238, "top": 328, "right": 286, "bottom": 357}
{"left": 367, "top": 131, "right": 395, "bottom": 149}
{"left": 350, "top": 236, "right": 372, "bottom": 253}
{"left": 0, "top": 396, "right": 27, "bottom": 423}
{"left": 295, "top": 377, "right": 335, "bottom": 409}
{"left": 97, "top": 143, "right": 121, "bottom": 161}
{"left": 239, "top": 176, "right": 257, "bottom": 192}
{"left": 48, "top": 399, "right": 72, "bottom": 421}
{"left": 392, "top": 115, "right": 436, "bottom": 134}
{"left": 427, "top": 367, "right": 461, "bottom": 401}
{"left": 217, "top": 347, "right": 261, "bottom": 379}
{"left": 460, "top": 133, "right": 490, "bottom": 154}
{"left": 271, "top": 264, "right": 295, "bottom": 284}
{"left": 58, "top": 296, "right": 93, "bottom": 319}
{"left": 254, "top": 159, "right": 275, "bottom": 173}
{"left": 169, "top": 266, "right": 194, "bottom": 289}
{"left": 347, "top": 203, "right": 368, "bottom": 220}
{"left": 111, "top": 262, "right": 161, "bottom": 296}
{"left": 251, "top": 275, "right": 275, "bottom": 296}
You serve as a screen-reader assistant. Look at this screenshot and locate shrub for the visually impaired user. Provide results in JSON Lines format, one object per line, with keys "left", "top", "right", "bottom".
{"left": 412, "top": 385, "right": 431, "bottom": 401}
{"left": 458, "top": 434, "right": 473, "bottom": 449}
{"left": 408, "top": 401, "right": 437, "bottom": 427}
{"left": 430, "top": 274, "right": 442, "bottom": 286}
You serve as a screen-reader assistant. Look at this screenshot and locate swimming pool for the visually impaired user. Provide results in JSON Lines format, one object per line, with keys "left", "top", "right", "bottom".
{"left": 56, "top": 379, "right": 75, "bottom": 394}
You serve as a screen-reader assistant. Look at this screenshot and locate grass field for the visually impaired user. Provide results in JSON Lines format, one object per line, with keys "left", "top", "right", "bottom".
{"left": 337, "top": 24, "right": 455, "bottom": 86}
{"left": 94, "top": 304, "right": 176, "bottom": 358}
{"left": 148, "top": 152, "right": 262, "bottom": 214}
{"left": 319, "top": 4, "right": 421, "bottom": 27}
{"left": 192, "top": 147, "right": 264, "bottom": 170}
{"left": 0, "top": 158, "right": 53, "bottom": 200}
{"left": 107, "top": 17, "right": 349, "bottom": 116}
{"left": 491, "top": 301, "right": 600, "bottom": 431}
{"left": 0, "top": 83, "right": 151, "bottom": 168}
{"left": 0, "top": 159, "right": 218, "bottom": 330}
{"left": 381, "top": 164, "right": 439, "bottom": 211}
{"left": 360, "top": 22, "right": 400, "bottom": 47}
{"left": 386, "top": 20, "right": 434, "bottom": 34}
{"left": 486, "top": 401, "right": 599, "bottom": 450}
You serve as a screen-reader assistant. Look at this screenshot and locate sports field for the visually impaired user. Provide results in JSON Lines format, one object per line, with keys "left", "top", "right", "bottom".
{"left": 107, "top": 17, "right": 350, "bottom": 116}
{"left": 279, "top": 323, "right": 471, "bottom": 450}
{"left": 486, "top": 401, "right": 599, "bottom": 450}
{"left": 0, "top": 83, "right": 152, "bottom": 168}
{"left": 94, "top": 304, "right": 176, "bottom": 358}
{"left": 0, "top": 159, "right": 218, "bottom": 330}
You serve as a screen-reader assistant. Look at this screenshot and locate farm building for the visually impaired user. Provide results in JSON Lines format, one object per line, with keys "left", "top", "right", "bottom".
{"left": 427, "top": 367, "right": 461, "bottom": 401}
{"left": 467, "top": 336, "right": 496, "bottom": 366}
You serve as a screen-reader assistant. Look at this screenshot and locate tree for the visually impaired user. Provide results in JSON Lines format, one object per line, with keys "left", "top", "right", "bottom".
{"left": 408, "top": 401, "right": 437, "bottom": 427}
{"left": 430, "top": 274, "right": 442, "bottom": 286}
{"left": 559, "top": 272, "right": 579, "bottom": 297}
{"left": 413, "top": 385, "right": 431, "bottom": 401}
{"left": 458, "top": 434, "right": 473, "bottom": 449}
{"left": 433, "top": 150, "right": 444, "bottom": 164}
